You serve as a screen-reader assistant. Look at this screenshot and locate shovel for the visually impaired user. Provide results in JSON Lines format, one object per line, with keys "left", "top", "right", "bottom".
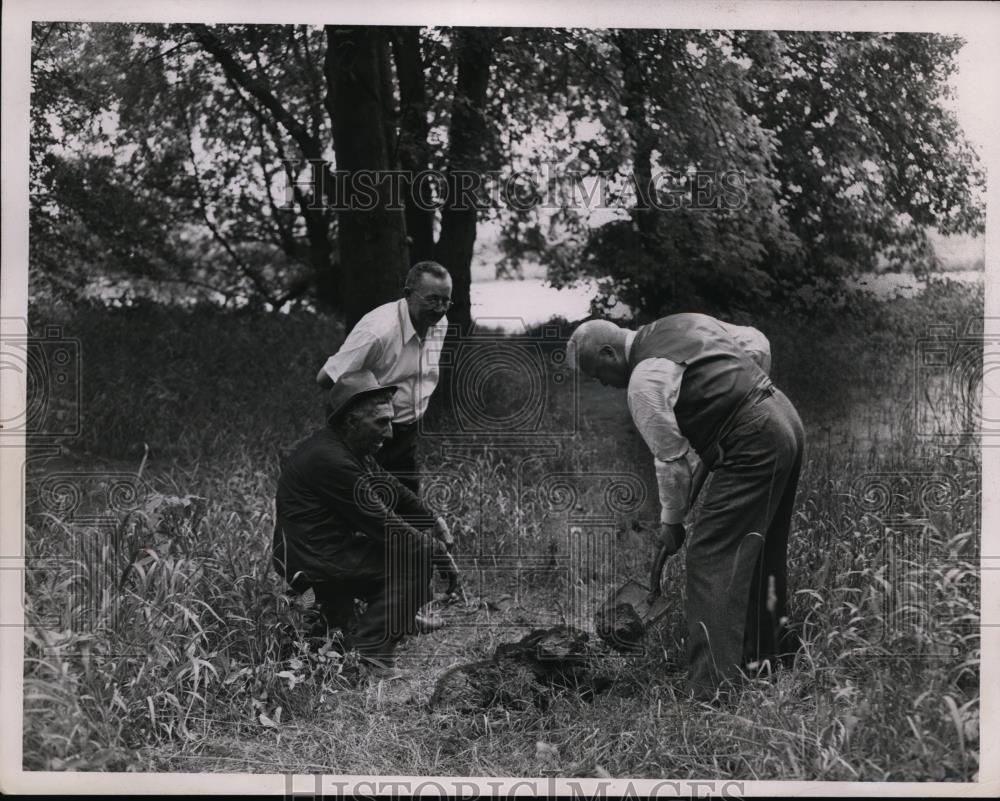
{"left": 442, "top": 551, "right": 470, "bottom": 606}
{"left": 594, "top": 462, "right": 709, "bottom": 651}
{"left": 593, "top": 541, "right": 672, "bottom": 651}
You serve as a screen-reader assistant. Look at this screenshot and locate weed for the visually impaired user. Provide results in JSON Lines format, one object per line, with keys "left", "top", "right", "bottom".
{"left": 22, "top": 282, "right": 982, "bottom": 778}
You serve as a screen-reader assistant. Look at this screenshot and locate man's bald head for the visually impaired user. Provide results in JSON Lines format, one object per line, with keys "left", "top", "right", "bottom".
{"left": 567, "top": 319, "right": 631, "bottom": 388}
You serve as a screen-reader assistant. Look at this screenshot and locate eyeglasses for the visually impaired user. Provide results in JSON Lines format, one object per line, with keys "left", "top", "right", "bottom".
{"left": 410, "top": 290, "right": 453, "bottom": 309}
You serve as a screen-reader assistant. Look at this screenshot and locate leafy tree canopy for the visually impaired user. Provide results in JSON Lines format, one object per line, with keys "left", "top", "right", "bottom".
{"left": 30, "top": 24, "right": 984, "bottom": 320}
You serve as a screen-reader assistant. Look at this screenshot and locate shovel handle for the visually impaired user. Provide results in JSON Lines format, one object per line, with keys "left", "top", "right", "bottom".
{"left": 649, "top": 541, "right": 672, "bottom": 599}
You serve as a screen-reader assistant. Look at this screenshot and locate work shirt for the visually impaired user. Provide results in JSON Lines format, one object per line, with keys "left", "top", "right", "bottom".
{"left": 625, "top": 320, "right": 771, "bottom": 525}
{"left": 273, "top": 426, "right": 434, "bottom": 578}
{"left": 318, "top": 298, "right": 447, "bottom": 424}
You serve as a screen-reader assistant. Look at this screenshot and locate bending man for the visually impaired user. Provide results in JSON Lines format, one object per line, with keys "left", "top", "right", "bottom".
{"left": 568, "top": 314, "right": 804, "bottom": 699}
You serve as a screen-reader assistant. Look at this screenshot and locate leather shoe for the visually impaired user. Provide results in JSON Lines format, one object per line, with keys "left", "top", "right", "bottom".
{"left": 361, "top": 656, "right": 409, "bottom": 681}
{"left": 415, "top": 611, "right": 447, "bottom": 633}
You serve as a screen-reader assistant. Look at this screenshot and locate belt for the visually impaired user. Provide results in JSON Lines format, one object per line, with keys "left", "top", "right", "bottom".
{"left": 721, "top": 377, "right": 775, "bottom": 434}
{"left": 704, "top": 378, "right": 777, "bottom": 470}
{"left": 393, "top": 420, "right": 419, "bottom": 433}
{"left": 749, "top": 381, "right": 776, "bottom": 407}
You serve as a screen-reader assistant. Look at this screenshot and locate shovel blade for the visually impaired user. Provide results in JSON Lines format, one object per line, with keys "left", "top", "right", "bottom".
{"left": 605, "top": 579, "right": 649, "bottom": 610}
{"left": 594, "top": 580, "right": 671, "bottom": 651}
{"left": 601, "top": 579, "right": 670, "bottom": 623}
{"left": 641, "top": 593, "right": 671, "bottom": 627}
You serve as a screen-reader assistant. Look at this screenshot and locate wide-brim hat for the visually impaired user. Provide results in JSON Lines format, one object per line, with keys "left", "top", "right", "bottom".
{"left": 326, "top": 370, "right": 398, "bottom": 423}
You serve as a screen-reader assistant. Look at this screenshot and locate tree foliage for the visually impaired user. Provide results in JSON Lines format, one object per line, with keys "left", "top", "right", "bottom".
{"left": 32, "top": 23, "right": 332, "bottom": 308}
{"left": 30, "top": 24, "right": 984, "bottom": 321}
{"left": 491, "top": 29, "right": 984, "bottom": 318}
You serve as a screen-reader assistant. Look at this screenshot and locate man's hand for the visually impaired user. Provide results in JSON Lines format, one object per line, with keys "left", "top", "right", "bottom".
{"left": 430, "top": 538, "right": 462, "bottom": 596}
{"left": 430, "top": 536, "right": 450, "bottom": 567}
{"left": 656, "top": 522, "right": 687, "bottom": 556}
{"left": 432, "top": 516, "right": 454, "bottom": 551}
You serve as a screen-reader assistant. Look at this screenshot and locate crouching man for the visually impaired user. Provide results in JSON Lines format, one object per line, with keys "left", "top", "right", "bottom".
{"left": 273, "top": 370, "right": 456, "bottom": 678}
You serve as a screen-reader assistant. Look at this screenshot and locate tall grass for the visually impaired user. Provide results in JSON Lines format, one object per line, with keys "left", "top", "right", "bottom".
{"left": 22, "top": 280, "right": 982, "bottom": 778}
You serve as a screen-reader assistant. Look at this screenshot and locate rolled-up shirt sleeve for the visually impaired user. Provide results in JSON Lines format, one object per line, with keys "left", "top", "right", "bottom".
{"left": 627, "top": 359, "right": 700, "bottom": 524}
{"left": 317, "top": 326, "right": 383, "bottom": 385}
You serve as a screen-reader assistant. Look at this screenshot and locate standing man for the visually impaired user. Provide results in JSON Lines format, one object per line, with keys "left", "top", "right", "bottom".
{"left": 317, "top": 262, "right": 452, "bottom": 493}
{"left": 274, "top": 370, "right": 457, "bottom": 678}
{"left": 568, "top": 314, "right": 804, "bottom": 700}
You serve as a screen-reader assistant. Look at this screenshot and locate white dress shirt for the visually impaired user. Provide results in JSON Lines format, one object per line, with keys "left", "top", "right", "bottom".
{"left": 318, "top": 298, "right": 447, "bottom": 424}
{"left": 625, "top": 322, "right": 771, "bottom": 524}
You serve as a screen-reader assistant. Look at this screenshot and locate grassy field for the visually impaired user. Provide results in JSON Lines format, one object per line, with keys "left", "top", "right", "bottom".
{"left": 21, "top": 279, "right": 982, "bottom": 780}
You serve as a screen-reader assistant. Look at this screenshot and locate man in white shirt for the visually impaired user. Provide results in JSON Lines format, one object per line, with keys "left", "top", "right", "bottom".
{"left": 568, "top": 314, "right": 804, "bottom": 700}
{"left": 318, "top": 262, "right": 452, "bottom": 493}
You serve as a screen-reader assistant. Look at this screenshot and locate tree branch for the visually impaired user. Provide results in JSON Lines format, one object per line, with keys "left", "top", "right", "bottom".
{"left": 31, "top": 22, "right": 61, "bottom": 62}
{"left": 152, "top": 274, "right": 236, "bottom": 304}
{"left": 251, "top": 111, "right": 306, "bottom": 262}
{"left": 188, "top": 24, "right": 326, "bottom": 164}
{"left": 295, "top": 27, "right": 327, "bottom": 144}
{"left": 142, "top": 38, "right": 199, "bottom": 65}
{"left": 180, "top": 108, "right": 280, "bottom": 307}
{"left": 551, "top": 29, "right": 622, "bottom": 102}
{"left": 219, "top": 58, "right": 334, "bottom": 278}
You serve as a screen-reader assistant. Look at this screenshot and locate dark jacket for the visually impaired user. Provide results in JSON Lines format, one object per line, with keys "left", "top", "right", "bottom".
{"left": 272, "top": 426, "right": 433, "bottom": 580}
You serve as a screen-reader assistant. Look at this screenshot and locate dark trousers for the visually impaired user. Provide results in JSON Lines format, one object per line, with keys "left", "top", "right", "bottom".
{"left": 279, "top": 531, "right": 435, "bottom": 661}
{"left": 376, "top": 421, "right": 420, "bottom": 494}
{"left": 686, "top": 388, "right": 805, "bottom": 699}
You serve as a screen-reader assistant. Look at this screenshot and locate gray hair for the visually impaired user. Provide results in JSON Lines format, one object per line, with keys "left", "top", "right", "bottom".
{"left": 404, "top": 261, "right": 451, "bottom": 291}
{"left": 567, "top": 319, "right": 627, "bottom": 370}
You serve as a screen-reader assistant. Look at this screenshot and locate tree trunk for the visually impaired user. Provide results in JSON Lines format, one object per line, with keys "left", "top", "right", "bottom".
{"left": 434, "top": 28, "right": 499, "bottom": 334}
{"left": 325, "top": 26, "right": 410, "bottom": 330}
{"left": 390, "top": 27, "right": 436, "bottom": 263}
{"left": 615, "top": 30, "right": 658, "bottom": 239}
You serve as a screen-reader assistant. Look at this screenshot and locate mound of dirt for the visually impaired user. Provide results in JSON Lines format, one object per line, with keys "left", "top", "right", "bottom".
{"left": 593, "top": 602, "right": 645, "bottom": 652}
{"left": 429, "top": 625, "right": 613, "bottom": 711}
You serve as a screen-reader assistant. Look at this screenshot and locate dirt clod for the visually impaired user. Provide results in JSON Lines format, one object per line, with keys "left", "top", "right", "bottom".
{"left": 594, "top": 602, "right": 645, "bottom": 652}
{"left": 429, "top": 625, "right": 613, "bottom": 711}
